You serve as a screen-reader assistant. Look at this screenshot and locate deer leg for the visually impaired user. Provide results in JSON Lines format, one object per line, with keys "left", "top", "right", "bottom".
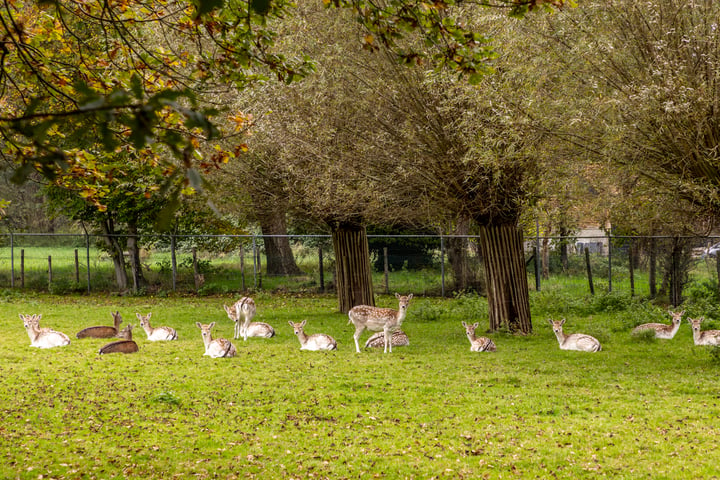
{"left": 243, "top": 319, "right": 250, "bottom": 341}
{"left": 234, "top": 321, "right": 240, "bottom": 340}
{"left": 353, "top": 325, "right": 365, "bottom": 353}
{"left": 384, "top": 328, "right": 391, "bottom": 353}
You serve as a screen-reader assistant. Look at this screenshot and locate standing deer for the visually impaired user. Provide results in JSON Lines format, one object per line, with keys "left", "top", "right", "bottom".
{"left": 223, "top": 299, "right": 274, "bottom": 339}
{"left": 461, "top": 321, "right": 497, "bottom": 352}
{"left": 632, "top": 310, "right": 684, "bottom": 339}
{"left": 136, "top": 313, "right": 178, "bottom": 341}
{"left": 196, "top": 322, "right": 237, "bottom": 358}
{"left": 223, "top": 297, "right": 257, "bottom": 340}
{"left": 348, "top": 293, "right": 413, "bottom": 353}
{"left": 76, "top": 311, "right": 123, "bottom": 339}
{"left": 98, "top": 324, "right": 139, "bottom": 354}
{"left": 365, "top": 330, "right": 409, "bottom": 349}
{"left": 288, "top": 320, "right": 337, "bottom": 351}
{"left": 549, "top": 318, "right": 601, "bottom": 352}
{"left": 688, "top": 317, "right": 720, "bottom": 346}
{"left": 21, "top": 314, "right": 70, "bottom": 348}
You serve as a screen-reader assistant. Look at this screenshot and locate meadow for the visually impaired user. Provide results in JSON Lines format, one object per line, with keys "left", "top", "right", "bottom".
{"left": 2, "top": 278, "right": 720, "bottom": 480}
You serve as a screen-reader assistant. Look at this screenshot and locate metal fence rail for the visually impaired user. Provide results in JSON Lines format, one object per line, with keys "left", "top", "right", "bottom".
{"left": 0, "top": 232, "right": 716, "bottom": 298}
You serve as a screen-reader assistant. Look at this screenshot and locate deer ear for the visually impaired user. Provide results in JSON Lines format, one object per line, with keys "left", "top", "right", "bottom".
{"left": 209, "top": 322, "right": 215, "bottom": 329}
{"left": 288, "top": 321, "right": 294, "bottom": 327}
{"left": 196, "top": 322, "right": 202, "bottom": 328}
{"left": 395, "top": 292, "right": 400, "bottom": 299}
{"left": 408, "top": 293, "right": 413, "bottom": 300}
{"left": 473, "top": 322, "right": 479, "bottom": 328}
{"left": 461, "top": 321, "right": 467, "bottom": 327}
{"left": 300, "top": 319, "right": 307, "bottom": 327}
{"left": 136, "top": 313, "right": 142, "bottom": 320}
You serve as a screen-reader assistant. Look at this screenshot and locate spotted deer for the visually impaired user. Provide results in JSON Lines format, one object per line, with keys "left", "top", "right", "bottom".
{"left": 549, "top": 318, "right": 601, "bottom": 352}
{"left": 98, "top": 324, "right": 139, "bottom": 354}
{"left": 196, "top": 322, "right": 236, "bottom": 358}
{"left": 223, "top": 299, "right": 274, "bottom": 339}
{"left": 348, "top": 293, "right": 413, "bottom": 353}
{"left": 688, "top": 317, "right": 720, "bottom": 346}
{"left": 136, "top": 313, "right": 178, "bottom": 341}
{"left": 21, "top": 314, "right": 70, "bottom": 348}
{"left": 288, "top": 320, "right": 337, "bottom": 351}
{"left": 461, "top": 321, "right": 497, "bottom": 352}
{"left": 632, "top": 310, "right": 684, "bottom": 339}
{"left": 365, "top": 330, "right": 409, "bottom": 349}
{"left": 77, "top": 311, "right": 123, "bottom": 339}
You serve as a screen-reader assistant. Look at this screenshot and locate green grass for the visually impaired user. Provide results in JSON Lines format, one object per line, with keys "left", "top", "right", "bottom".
{"left": 1, "top": 290, "right": 719, "bottom": 479}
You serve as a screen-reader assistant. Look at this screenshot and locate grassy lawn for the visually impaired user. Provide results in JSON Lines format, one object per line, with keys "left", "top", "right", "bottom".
{"left": 1, "top": 288, "right": 719, "bottom": 479}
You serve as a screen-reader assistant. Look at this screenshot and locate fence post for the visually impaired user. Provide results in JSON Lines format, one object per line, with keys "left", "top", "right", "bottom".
{"left": 607, "top": 232, "right": 612, "bottom": 293}
{"left": 628, "top": 239, "right": 635, "bottom": 297}
{"left": 74, "top": 249, "right": 80, "bottom": 283}
{"left": 171, "top": 234, "right": 177, "bottom": 292}
{"left": 533, "top": 247, "right": 540, "bottom": 291}
{"left": 85, "top": 233, "right": 91, "bottom": 293}
{"left": 252, "top": 235, "right": 258, "bottom": 290}
{"left": 10, "top": 233, "right": 14, "bottom": 288}
{"left": 318, "top": 246, "right": 324, "bottom": 293}
{"left": 48, "top": 255, "right": 52, "bottom": 288}
{"left": 20, "top": 249, "right": 24, "bottom": 288}
{"left": 440, "top": 236, "right": 445, "bottom": 298}
{"left": 585, "top": 247, "right": 595, "bottom": 295}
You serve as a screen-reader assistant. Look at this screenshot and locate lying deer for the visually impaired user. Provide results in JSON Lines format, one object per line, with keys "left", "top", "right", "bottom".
{"left": 98, "top": 324, "right": 139, "bottom": 354}
{"left": 461, "top": 321, "right": 497, "bottom": 352}
{"left": 632, "top": 310, "right": 684, "bottom": 339}
{"left": 21, "top": 314, "right": 70, "bottom": 349}
{"left": 549, "top": 318, "right": 601, "bottom": 352}
{"left": 688, "top": 317, "right": 720, "bottom": 346}
{"left": 223, "top": 299, "right": 274, "bottom": 339}
{"left": 136, "top": 313, "right": 178, "bottom": 341}
{"left": 348, "top": 293, "right": 413, "bottom": 353}
{"left": 288, "top": 320, "right": 337, "bottom": 351}
{"left": 196, "top": 322, "right": 236, "bottom": 358}
{"left": 365, "top": 330, "right": 409, "bottom": 349}
{"left": 77, "top": 311, "right": 123, "bottom": 339}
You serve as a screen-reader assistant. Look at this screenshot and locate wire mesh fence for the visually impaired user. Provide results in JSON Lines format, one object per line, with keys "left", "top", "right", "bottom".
{"left": 0, "top": 232, "right": 718, "bottom": 301}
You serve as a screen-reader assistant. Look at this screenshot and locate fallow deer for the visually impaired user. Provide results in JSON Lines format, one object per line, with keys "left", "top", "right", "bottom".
{"left": 76, "top": 311, "right": 123, "bottom": 339}
{"left": 364, "top": 330, "right": 410, "bottom": 349}
{"left": 288, "top": 320, "right": 337, "bottom": 351}
{"left": 223, "top": 299, "right": 274, "bottom": 339}
{"left": 688, "top": 317, "right": 720, "bottom": 346}
{"left": 632, "top": 310, "right": 684, "bottom": 339}
{"left": 98, "top": 324, "right": 139, "bottom": 354}
{"left": 348, "top": 293, "right": 413, "bottom": 353}
{"left": 549, "top": 318, "right": 601, "bottom": 352}
{"left": 461, "top": 321, "right": 497, "bottom": 352}
{"left": 196, "top": 322, "right": 237, "bottom": 358}
{"left": 136, "top": 313, "right": 177, "bottom": 341}
{"left": 21, "top": 314, "right": 70, "bottom": 348}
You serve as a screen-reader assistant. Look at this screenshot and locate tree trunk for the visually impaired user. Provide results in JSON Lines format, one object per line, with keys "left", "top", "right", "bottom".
{"left": 100, "top": 216, "right": 128, "bottom": 291}
{"left": 541, "top": 234, "right": 550, "bottom": 280}
{"left": 648, "top": 236, "right": 657, "bottom": 298}
{"left": 330, "top": 221, "right": 375, "bottom": 313}
{"left": 479, "top": 223, "right": 532, "bottom": 334}
{"left": 126, "top": 221, "right": 146, "bottom": 293}
{"left": 446, "top": 216, "right": 477, "bottom": 292}
{"left": 558, "top": 225, "right": 570, "bottom": 274}
{"left": 259, "top": 210, "right": 303, "bottom": 275}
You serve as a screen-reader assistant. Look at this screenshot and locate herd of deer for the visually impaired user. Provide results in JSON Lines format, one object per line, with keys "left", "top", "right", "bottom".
{"left": 19, "top": 294, "right": 720, "bottom": 356}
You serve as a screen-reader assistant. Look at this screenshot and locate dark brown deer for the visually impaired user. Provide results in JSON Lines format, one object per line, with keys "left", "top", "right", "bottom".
{"left": 76, "top": 311, "right": 123, "bottom": 339}
{"left": 98, "top": 324, "right": 139, "bottom": 354}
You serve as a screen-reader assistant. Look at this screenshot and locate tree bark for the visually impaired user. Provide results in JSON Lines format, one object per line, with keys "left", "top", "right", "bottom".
{"left": 259, "top": 210, "right": 303, "bottom": 275}
{"left": 330, "top": 221, "right": 375, "bottom": 313}
{"left": 100, "top": 216, "right": 128, "bottom": 292}
{"left": 446, "top": 216, "right": 477, "bottom": 292}
{"left": 479, "top": 223, "right": 532, "bottom": 334}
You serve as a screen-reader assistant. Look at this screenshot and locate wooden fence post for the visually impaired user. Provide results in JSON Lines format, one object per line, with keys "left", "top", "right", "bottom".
{"left": 48, "top": 255, "right": 52, "bottom": 287}
{"left": 585, "top": 247, "right": 594, "bottom": 295}
{"left": 318, "top": 246, "right": 324, "bottom": 293}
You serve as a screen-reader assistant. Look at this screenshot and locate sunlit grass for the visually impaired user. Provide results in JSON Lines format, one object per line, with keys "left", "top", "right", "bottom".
{"left": 1, "top": 290, "right": 719, "bottom": 478}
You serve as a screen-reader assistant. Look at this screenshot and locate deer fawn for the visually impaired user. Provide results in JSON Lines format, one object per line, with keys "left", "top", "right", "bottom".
{"left": 348, "top": 293, "right": 413, "bottom": 353}
{"left": 364, "top": 330, "right": 409, "bottom": 349}
{"left": 461, "top": 321, "right": 497, "bottom": 352}
{"left": 136, "top": 313, "right": 178, "bottom": 341}
{"left": 21, "top": 314, "right": 71, "bottom": 348}
{"left": 223, "top": 299, "right": 274, "bottom": 339}
{"left": 288, "top": 320, "right": 337, "bottom": 351}
{"left": 688, "top": 317, "right": 720, "bottom": 346}
{"left": 632, "top": 310, "right": 684, "bottom": 339}
{"left": 98, "top": 324, "right": 139, "bottom": 354}
{"left": 77, "top": 311, "right": 123, "bottom": 339}
{"left": 196, "top": 322, "right": 237, "bottom": 358}
{"left": 549, "top": 319, "right": 601, "bottom": 352}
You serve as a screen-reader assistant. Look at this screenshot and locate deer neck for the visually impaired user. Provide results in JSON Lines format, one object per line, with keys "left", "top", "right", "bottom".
{"left": 202, "top": 333, "right": 214, "bottom": 350}
{"left": 26, "top": 324, "right": 41, "bottom": 342}
{"left": 553, "top": 330, "right": 568, "bottom": 345}
{"left": 466, "top": 331, "right": 476, "bottom": 343}
{"left": 296, "top": 330, "right": 308, "bottom": 343}
{"left": 669, "top": 321, "right": 681, "bottom": 335}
